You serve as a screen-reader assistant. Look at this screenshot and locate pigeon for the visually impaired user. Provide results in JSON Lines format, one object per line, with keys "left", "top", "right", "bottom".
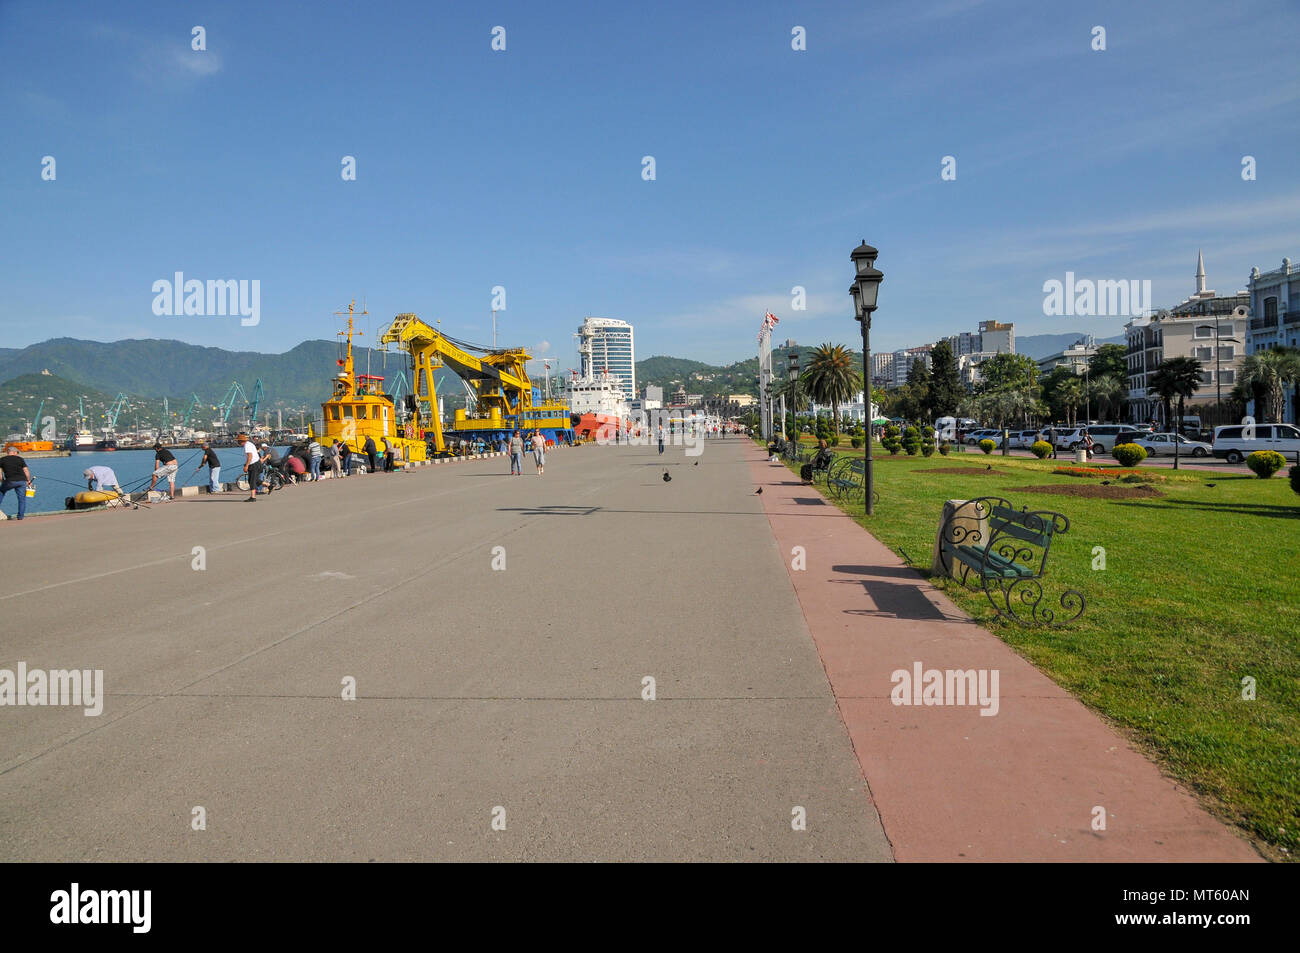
{"left": 1205, "top": 483, "right": 1216, "bottom": 488}
{"left": 1100, "top": 480, "right": 1111, "bottom": 485}
{"left": 662, "top": 471, "right": 671, "bottom": 482}
{"left": 985, "top": 465, "right": 992, "bottom": 471}
{"left": 694, "top": 461, "right": 699, "bottom": 466}
{"left": 755, "top": 487, "right": 763, "bottom": 494}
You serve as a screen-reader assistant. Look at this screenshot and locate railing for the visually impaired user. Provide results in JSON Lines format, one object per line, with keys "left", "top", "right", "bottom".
{"left": 1284, "top": 311, "right": 1299, "bottom": 326}
{"left": 1250, "top": 317, "right": 1278, "bottom": 330}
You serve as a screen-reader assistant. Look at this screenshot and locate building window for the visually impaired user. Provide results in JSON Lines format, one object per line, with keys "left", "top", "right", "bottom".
{"left": 1199, "top": 371, "right": 1213, "bottom": 385}
{"left": 1265, "top": 297, "right": 1278, "bottom": 321}
{"left": 1220, "top": 370, "right": 1235, "bottom": 385}
{"left": 1194, "top": 325, "right": 1213, "bottom": 339}
{"left": 1218, "top": 346, "right": 1234, "bottom": 361}
{"left": 1194, "top": 347, "right": 1212, "bottom": 361}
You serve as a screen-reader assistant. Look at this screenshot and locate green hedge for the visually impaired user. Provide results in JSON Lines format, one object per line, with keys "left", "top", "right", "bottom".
{"left": 1113, "top": 443, "right": 1147, "bottom": 467}
{"left": 1247, "top": 450, "right": 1286, "bottom": 479}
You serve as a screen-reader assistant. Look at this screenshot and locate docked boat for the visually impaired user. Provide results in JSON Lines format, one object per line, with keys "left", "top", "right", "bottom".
{"left": 64, "top": 429, "right": 95, "bottom": 451}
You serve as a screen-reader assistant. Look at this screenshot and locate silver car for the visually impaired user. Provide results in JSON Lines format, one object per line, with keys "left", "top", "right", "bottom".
{"left": 1133, "top": 433, "right": 1212, "bottom": 457}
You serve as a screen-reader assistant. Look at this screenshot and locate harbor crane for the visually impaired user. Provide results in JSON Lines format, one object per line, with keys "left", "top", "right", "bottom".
{"left": 105, "top": 393, "right": 129, "bottom": 430}
{"left": 378, "top": 312, "right": 569, "bottom": 454}
{"left": 215, "top": 381, "right": 247, "bottom": 431}
{"left": 244, "top": 378, "right": 264, "bottom": 429}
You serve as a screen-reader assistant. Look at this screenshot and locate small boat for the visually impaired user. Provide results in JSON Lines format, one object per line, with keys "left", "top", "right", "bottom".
{"left": 65, "top": 489, "right": 127, "bottom": 510}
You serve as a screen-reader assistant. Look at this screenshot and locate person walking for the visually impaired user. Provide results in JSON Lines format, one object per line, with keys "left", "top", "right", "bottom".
{"left": 328, "top": 440, "right": 342, "bottom": 479}
{"left": 363, "top": 435, "right": 378, "bottom": 474}
{"left": 308, "top": 438, "right": 322, "bottom": 482}
{"left": 149, "top": 443, "right": 179, "bottom": 500}
{"left": 531, "top": 430, "right": 546, "bottom": 475}
{"left": 240, "top": 433, "right": 261, "bottom": 502}
{"left": 194, "top": 441, "right": 221, "bottom": 493}
{"left": 1, "top": 448, "right": 34, "bottom": 520}
{"left": 657, "top": 425, "right": 665, "bottom": 455}
{"left": 509, "top": 429, "right": 524, "bottom": 475}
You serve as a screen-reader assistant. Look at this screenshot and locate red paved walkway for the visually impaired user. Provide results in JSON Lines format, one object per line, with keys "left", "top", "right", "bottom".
{"left": 747, "top": 444, "right": 1260, "bottom": 862}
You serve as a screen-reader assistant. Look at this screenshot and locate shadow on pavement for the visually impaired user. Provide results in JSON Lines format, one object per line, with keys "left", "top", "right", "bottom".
{"left": 843, "top": 580, "right": 950, "bottom": 621}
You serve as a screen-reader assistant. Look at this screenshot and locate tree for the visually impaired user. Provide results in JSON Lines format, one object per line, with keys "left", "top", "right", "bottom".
{"left": 1056, "top": 376, "right": 1084, "bottom": 427}
{"left": 1039, "top": 366, "right": 1077, "bottom": 423}
{"left": 926, "top": 340, "right": 962, "bottom": 420}
{"left": 977, "top": 352, "right": 1039, "bottom": 393}
{"left": 1238, "top": 347, "right": 1300, "bottom": 422}
{"left": 801, "top": 343, "right": 861, "bottom": 436}
{"left": 1087, "top": 373, "right": 1124, "bottom": 423}
{"left": 1088, "top": 343, "right": 1127, "bottom": 382}
{"left": 1149, "top": 357, "right": 1203, "bottom": 469}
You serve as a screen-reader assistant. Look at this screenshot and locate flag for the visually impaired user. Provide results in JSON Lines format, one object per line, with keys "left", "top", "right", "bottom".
{"left": 765, "top": 311, "right": 780, "bottom": 326}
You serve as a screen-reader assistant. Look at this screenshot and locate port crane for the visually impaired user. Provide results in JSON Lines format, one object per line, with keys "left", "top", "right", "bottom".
{"left": 244, "top": 379, "right": 264, "bottom": 429}
{"left": 105, "top": 394, "right": 129, "bottom": 430}
{"left": 378, "top": 312, "right": 569, "bottom": 453}
{"left": 215, "top": 381, "right": 248, "bottom": 431}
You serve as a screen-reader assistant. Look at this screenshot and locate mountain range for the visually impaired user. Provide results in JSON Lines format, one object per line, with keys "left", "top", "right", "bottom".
{"left": 0, "top": 331, "right": 1126, "bottom": 431}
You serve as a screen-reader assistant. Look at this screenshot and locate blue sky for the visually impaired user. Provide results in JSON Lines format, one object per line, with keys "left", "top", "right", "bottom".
{"left": 3, "top": 0, "right": 1298, "bottom": 374}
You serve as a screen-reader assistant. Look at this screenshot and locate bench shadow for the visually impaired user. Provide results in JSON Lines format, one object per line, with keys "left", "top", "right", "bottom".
{"left": 843, "top": 580, "right": 950, "bottom": 620}
{"left": 832, "top": 564, "right": 927, "bottom": 580}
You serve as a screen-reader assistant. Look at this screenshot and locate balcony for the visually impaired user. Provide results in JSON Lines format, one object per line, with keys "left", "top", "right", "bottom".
{"left": 1250, "top": 317, "right": 1278, "bottom": 330}
{"left": 1284, "top": 311, "right": 1300, "bottom": 326}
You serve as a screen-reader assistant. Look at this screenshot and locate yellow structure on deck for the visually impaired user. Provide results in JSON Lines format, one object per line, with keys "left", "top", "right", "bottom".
{"left": 309, "top": 301, "right": 428, "bottom": 466}
{"left": 378, "top": 312, "right": 571, "bottom": 454}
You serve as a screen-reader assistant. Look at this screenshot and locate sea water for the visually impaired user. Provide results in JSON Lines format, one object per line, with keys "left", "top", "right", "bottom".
{"left": 2, "top": 447, "right": 291, "bottom": 517}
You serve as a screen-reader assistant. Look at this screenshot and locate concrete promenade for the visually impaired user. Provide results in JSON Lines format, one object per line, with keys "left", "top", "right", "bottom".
{"left": 0, "top": 439, "right": 891, "bottom": 862}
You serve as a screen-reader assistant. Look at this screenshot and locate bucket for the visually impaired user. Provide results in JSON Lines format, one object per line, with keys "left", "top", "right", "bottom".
{"left": 25, "top": 486, "right": 35, "bottom": 498}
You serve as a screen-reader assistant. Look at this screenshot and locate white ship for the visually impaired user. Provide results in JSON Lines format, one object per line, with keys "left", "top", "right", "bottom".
{"left": 566, "top": 368, "right": 630, "bottom": 419}
{"left": 63, "top": 428, "right": 95, "bottom": 451}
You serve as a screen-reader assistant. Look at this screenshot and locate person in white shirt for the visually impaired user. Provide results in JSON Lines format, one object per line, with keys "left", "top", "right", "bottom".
{"left": 240, "top": 434, "right": 262, "bottom": 502}
{"left": 531, "top": 431, "right": 546, "bottom": 475}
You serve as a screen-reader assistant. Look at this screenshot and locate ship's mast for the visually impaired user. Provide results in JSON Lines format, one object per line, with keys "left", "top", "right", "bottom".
{"left": 335, "top": 299, "right": 367, "bottom": 397}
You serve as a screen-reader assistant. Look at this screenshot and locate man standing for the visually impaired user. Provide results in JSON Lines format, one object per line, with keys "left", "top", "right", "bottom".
{"left": 531, "top": 430, "right": 546, "bottom": 475}
{"left": 84, "top": 465, "right": 125, "bottom": 497}
{"left": 363, "top": 435, "right": 378, "bottom": 474}
{"left": 382, "top": 436, "right": 395, "bottom": 472}
{"left": 328, "top": 440, "right": 342, "bottom": 479}
{"left": 657, "top": 425, "right": 665, "bottom": 455}
{"left": 509, "top": 430, "right": 524, "bottom": 475}
{"left": 149, "top": 443, "right": 179, "bottom": 500}
{"left": 308, "top": 438, "right": 322, "bottom": 482}
{"left": 194, "top": 441, "right": 222, "bottom": 493}
{"left": 241, "top": 433, "right": 261, "bottom": 502}
{"left": 1, "top": 448, "right": 34, "bottom": 520}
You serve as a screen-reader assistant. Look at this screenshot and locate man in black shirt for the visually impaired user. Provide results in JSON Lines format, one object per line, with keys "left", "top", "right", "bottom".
{"left": 1, "top": 450, "right": 34, "bottom": 520}
{"left": 363, "top": 435, "right": 378, "bottom": 474}
{"left": 193, "top": 441, "right": 222, "bottom": 493}
{"left": 149, "top": 443, "right": 179, "bottom": 500}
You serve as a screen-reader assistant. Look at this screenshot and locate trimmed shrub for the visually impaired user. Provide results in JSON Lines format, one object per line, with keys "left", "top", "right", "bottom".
{"left": 850, "top": 436, "right": 862, "bottom": 449}
{"left": 829, "top": 435, "right": 840, "bottom": 447}
{"left": 939, "top": 442, "right": 951, "bottom": 456}
{"left": 902, "top": 426, "right": 921, "bottom": 456}
{"left": 978, "top": 439, "right": 996, "bottom": 455}
{"left": 881, "top": 423, "right": 902, "bottom": 455}
{"left": 1112, "top": 443, "right": 1147, "bottom": 467}
{"left": 1246, "top": 450, "right": 1286, "bottom": 479}
{"left": 1031, "top": 440, "right": 1053, "bottom": 459}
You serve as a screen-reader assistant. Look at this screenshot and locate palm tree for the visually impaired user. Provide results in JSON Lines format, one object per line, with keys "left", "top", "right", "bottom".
{"left": 1148, "top": 357, "right": 1203, "bottom": 469}
{"left": 1088, "top": 373, "right": 1124, "bottom": 422}
{"left": 1056, "top": 376, "right": 1085, "bottom": 427}
{"left": 801, "top": 343, "right": 862, "bottom": 436}
{"left": 1238, "top": 347, "right": 1300, "bottom": 422}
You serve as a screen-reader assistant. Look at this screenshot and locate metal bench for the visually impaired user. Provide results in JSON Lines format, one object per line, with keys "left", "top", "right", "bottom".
{"left": 936, "top": 496, "right": 1084, "bottom": 627}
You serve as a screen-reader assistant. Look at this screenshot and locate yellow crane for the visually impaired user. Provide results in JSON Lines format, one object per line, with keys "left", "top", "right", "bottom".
{"left": 378, "top": 312, "right": 572, "bottom": 454}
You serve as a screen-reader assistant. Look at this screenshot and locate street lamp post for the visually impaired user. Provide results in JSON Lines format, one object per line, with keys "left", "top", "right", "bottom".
{"left": 850, "top": 241, "right": 884, "bottom": 516}
{"left": 788, "top": 349, "right": 799, "bottom": 440}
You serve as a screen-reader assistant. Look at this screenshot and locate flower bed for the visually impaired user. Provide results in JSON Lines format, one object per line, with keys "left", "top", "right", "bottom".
{"left": 1053, "top": 466, "right": 1145, "bottom": 478}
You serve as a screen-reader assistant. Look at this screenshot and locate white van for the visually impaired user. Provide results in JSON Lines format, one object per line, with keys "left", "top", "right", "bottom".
{"left": 1212, "top": 423, "right": 1300, "bottom": 464}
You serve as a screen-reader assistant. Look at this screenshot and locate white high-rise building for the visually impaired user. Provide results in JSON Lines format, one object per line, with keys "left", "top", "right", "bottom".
{"left": 576, "top": 317, "right": 636, "bottom": 402}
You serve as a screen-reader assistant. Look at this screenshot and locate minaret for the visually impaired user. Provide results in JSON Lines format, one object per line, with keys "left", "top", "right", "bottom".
{"left": 1195, "top": 250, "right": 1207, "bottom": 295}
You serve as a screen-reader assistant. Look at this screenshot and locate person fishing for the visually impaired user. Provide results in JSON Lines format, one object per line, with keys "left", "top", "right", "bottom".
{"left": 149, "top": 442, "right": 179, "bottom": 500}
{"left": 84, "top": 465, "right": 125, "bottom": 498}
{"left": 194, "top": 441, "right": 222, "bottom": 493}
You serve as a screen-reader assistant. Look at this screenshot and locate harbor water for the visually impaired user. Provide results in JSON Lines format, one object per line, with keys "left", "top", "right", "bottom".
{"left": 2, "top": 447, "right": 291, "bottom": 517}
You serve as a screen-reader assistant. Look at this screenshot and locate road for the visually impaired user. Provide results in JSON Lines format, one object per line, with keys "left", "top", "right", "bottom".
{"left": 0, "top": 440, "right": 892, "bottom": 862}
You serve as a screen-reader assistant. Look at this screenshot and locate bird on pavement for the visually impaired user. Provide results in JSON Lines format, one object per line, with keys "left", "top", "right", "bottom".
{"left": 755, "top": 487, "right": 763, "bottom": 494}
{"left": 694, "top": 461, "right": 699, "bottom": 466}
{"left": 662, "top": 471, "right": 671, "bottom": 482}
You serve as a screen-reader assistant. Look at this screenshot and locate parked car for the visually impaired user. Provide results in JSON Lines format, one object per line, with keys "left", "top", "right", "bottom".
{"left": 964, "top": 428, "right": 998, "bottom": 446}
{"left": 1133, "top": 433, "right": 1212, "bottom": 457}
{"left": 1212, "top": 423, "right": 1300, "bottom": 464}
{"left": 1047, "top": 424, "right": 1129, "bottom": 453}
{"left": 1008, "top": 429, "right": 1046, "bottom": 449}
{"left": 1111, "top": 429, "right": 1150, "bottom": 449}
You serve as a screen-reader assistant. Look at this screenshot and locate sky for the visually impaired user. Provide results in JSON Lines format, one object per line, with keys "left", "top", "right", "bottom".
{"left": 2, "top": 0, "right": 1299, "bottom": 375}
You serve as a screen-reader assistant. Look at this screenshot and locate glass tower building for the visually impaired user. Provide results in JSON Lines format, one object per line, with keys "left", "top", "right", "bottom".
{"left": 577, "top": 317, "right": 636, "bottom": 402}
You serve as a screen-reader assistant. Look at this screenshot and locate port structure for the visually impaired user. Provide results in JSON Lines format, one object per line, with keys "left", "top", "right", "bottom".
{"left": 378, "top": 312, "right": 572, "bottom": 453}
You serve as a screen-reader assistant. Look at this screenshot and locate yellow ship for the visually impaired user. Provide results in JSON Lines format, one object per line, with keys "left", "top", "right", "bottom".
{"left": 310, "top": 301, "right": 428, "bottom": 466}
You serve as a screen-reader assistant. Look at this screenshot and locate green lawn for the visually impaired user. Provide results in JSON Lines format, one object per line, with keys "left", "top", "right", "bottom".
{"left": 772, "top": 436, "right": 1300, "bottom": 859}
